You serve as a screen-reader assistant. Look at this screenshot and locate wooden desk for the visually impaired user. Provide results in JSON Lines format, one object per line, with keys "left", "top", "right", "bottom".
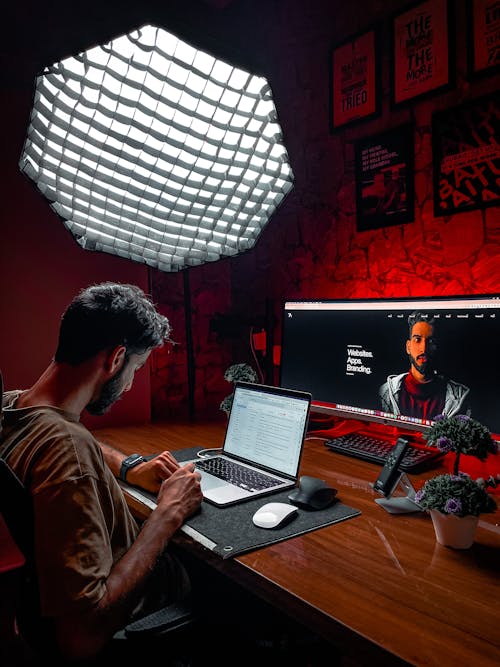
{"left": 94, "top": 421, "right": 500, "bottom": 667}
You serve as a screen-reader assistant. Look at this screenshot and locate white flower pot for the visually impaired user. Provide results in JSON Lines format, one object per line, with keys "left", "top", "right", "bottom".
{"left": 429, "top": 510, "right": 479, "bottom": 549}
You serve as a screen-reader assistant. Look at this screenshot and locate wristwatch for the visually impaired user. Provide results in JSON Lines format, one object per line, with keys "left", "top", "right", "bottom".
{"left": 119, "top": 453, "right": 145, "bottom": 483}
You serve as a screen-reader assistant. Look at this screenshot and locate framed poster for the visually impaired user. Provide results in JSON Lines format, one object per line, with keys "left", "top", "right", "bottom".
{"left": 355, "top": 124, "right": 415, "bottom": 232}
{"left": 392, "top": 0, "right": 454, "bottom": 106}
{"left": 432, "top": 92, "right": 500, "bottom": 217}
{"left": 330, "top": 28, "right": 380, "bottom": 131}
{"left": 467, "top": 0, "right": 500, "bottom": 79}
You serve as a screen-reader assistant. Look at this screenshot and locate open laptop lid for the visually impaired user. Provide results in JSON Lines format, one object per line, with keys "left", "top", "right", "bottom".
{"left": 222, "top": 381, "right": 312, "bottom": 480}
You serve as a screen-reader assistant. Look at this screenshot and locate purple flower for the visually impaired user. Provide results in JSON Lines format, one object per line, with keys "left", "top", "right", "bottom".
{"left": 436, "top": 436, "right": 454, "bottom": 453}
{"left": 433, "top": 414, "right": 446, "bottom": 422}
{"left": 415, "top": 489, "right": 425, "bottom": 503}
{"left": 444, "top": 498, "right": 462, "bottom": 514}
{"left": 456, "top": 414, "right": 471, "bottom": 422}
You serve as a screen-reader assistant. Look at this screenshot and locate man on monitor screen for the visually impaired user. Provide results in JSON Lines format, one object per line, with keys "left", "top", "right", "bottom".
{"left": 378, "top": 311, "right": 470, "bottom": 421}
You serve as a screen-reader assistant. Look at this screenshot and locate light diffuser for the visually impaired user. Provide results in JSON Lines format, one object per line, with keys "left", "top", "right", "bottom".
{"left": 20, "top": 24, "right": 294, "bottom": 271}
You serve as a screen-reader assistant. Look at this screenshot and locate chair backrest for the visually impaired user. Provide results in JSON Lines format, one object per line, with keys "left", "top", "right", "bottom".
{"left": 0, "top": 459, "right": 35, "bottom": 559}
{"left": 0, "top": 368, "right": 3, "bottom": 435}
{"left": 0, "top": 370, "right": 35, "bottom": 558}
{"left": 0, "top": 370, "right": 53, "bottom": 657}
{"left": 0, "top": 371, "right": 26, "bottom": 578}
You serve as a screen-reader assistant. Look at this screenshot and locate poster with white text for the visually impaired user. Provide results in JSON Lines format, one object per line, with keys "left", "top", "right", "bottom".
{"left": 432, "top": 92, "right": 500, "bottom": 215}
{"left": 355, "top": 125, "right": 415, "bottom": 232}
{"left": 331, "top": 29, "right": 379, "bottom": 130}
{"left": 393, "top": 0, "right": 451, "bottom": 105}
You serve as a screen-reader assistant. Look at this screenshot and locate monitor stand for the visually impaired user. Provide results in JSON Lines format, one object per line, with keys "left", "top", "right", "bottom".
{"left": 374, "top": 473, "right": 422, "bottom": 514}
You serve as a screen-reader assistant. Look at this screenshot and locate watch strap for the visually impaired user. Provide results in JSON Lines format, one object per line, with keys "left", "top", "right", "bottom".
{"left": 119, "top": 453, "right": 145, "bottom": 482}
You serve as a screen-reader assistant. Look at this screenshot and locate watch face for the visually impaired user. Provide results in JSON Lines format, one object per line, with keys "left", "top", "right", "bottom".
{"left": 126, "top": 454, "right": 143, "bottom": 466}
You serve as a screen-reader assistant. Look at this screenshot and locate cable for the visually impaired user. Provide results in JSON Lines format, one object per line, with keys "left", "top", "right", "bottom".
{"left": 196, "top": 448, "right": 223, "bottom": 459}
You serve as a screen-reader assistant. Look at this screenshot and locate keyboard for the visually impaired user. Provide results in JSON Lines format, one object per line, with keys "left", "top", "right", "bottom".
{"left": 195, "top": 456, "right": 281, "bottom": 491}
{"left": 324, "top": 433, "right": 443, "bottom": 472}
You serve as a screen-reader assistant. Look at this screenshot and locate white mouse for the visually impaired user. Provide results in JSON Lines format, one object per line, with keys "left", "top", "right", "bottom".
{"left": 252, "top": 502, "right": 298, "bottom": 529}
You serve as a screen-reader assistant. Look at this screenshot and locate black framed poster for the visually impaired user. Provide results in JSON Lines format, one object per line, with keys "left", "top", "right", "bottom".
{"left": 355, "top": 124, "right": 415, "bottom": 232}
{"left": 391, "top": 0, "right": 454, "bottom": 107}
{"left": 330, "top": 28, "right": 380, "bottom": 131}
{"left": 467, "top": 0, "right": 500, "bottom": 79}
{"left": 432, "top": 92, "right": 500, "bottom": 216}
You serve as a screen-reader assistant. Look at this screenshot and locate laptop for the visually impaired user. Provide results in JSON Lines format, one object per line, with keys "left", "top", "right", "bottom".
{"left": 186, "top": 381, "right": 311, "bottom": 507}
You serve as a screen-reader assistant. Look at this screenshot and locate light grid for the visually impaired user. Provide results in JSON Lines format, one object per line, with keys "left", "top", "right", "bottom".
{"left": 19, "top": 24, "right": 294, "bottom": 271}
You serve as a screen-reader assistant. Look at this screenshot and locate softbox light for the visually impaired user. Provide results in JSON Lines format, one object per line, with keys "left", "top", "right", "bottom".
{"left": 19, "top": 24, "right": 294, "bottom": 272}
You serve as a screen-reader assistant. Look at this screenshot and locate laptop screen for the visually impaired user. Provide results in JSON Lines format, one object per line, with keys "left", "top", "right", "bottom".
{"left": 223, "top": 382, "right": 311, "bottom": 478}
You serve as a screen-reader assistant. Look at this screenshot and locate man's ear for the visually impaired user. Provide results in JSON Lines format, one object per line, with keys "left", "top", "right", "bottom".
{"left": 106, "top": 345, "right": 127, "bottom": 375}
{"left": 405, "top": 340, "right": 411, "bottom": 355}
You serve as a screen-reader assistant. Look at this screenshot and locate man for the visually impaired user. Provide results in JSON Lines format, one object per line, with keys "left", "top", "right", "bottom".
{"left": 0, "top": 282, "right": 203, "bottom": 662}
{"left": 379, "top": 311, "right": 470, "bottom": 421}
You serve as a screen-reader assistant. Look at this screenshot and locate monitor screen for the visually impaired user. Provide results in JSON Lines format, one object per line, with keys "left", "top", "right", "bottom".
{"left": 280, "top": 295, "right": 500, "bottom": 438}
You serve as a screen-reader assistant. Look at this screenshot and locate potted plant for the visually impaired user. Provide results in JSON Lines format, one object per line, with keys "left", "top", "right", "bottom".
{"left": 219, "top": 363, "right": 259, "bottom": 415}
{"left": 414, "top": 414, "right": 498, "bottom": 549}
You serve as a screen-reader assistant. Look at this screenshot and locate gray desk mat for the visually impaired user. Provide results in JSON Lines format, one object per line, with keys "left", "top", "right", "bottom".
{"left": 140, "top": 448, "right": 361, "bottom": 559}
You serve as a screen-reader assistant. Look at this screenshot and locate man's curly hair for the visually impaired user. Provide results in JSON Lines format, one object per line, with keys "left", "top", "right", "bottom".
{"left": 55, "top": 282, "right": 172, "bottom": 365}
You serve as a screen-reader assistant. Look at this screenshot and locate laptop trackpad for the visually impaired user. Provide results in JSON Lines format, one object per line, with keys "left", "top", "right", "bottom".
{"left": 181, "top": 460, "right": 226, "bottom": 491}
{"left": 199, "top": 471, "right": 227, "bottom": 492}
{"left": 203, "top": 482, "right": 249, "bottom": 504}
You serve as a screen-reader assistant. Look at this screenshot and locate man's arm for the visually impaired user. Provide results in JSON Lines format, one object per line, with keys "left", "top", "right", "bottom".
{"left": 54, "top": 463, "right": 202, "bottom": 660}
{"left": 99, "top": 441, "right": 181, "bottom": 493}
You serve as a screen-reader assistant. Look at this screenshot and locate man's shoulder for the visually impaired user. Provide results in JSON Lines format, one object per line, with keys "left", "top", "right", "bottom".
{"left": 2, "top": 390, "right": 23, "bottom": 409}
{"left": 446, "top": 377, "right": 468, "bottom": 388}
{"left": 3, "top": 399, "right": 82, "bottom": 431}
{"left": 445, "top": 377, "right": 470, "bottom": 396}
{"left": 2, "top": 403, "right": 103, "bottom": 486}
{"left": 382, "top": 372, "right": 407, "bottom": 388}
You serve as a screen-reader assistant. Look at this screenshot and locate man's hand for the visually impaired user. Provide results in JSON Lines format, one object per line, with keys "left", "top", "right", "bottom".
{"left": 155, "top": 463, "right": 203, "bottom": 528}
{"left": 127, "top": 451, "right": 181, "bottom": 493}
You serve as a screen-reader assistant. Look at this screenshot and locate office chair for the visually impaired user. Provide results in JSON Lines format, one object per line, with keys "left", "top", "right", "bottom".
{"left": 0, "top": 370, "right": 196, "bottom": 666}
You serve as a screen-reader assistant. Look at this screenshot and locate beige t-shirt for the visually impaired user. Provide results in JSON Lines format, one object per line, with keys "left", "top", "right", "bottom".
{"left": 0, "top": 390, "right": 139, "bottom": 617}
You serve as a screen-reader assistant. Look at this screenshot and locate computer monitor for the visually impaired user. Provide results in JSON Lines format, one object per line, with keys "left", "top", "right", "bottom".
{"left": 280, "top": 295, "right": 500, "bottom": 439}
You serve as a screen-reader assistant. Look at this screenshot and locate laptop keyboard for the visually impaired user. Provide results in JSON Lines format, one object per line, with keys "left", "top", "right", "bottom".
{"left": 195, "top": 456, "right": 283, "bottom": 492}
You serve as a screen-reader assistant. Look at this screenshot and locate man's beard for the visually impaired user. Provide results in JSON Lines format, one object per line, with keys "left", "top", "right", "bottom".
{"left": 409, "top": 354, "right": 436, "bottom": 380}
{"left": 86, "top": 365, "right": 126, "bottom": 415}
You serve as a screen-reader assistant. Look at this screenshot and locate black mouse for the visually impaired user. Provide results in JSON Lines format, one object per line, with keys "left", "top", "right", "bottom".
{"left": 288, "top": 475, "right": 338, "bottom": 510}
